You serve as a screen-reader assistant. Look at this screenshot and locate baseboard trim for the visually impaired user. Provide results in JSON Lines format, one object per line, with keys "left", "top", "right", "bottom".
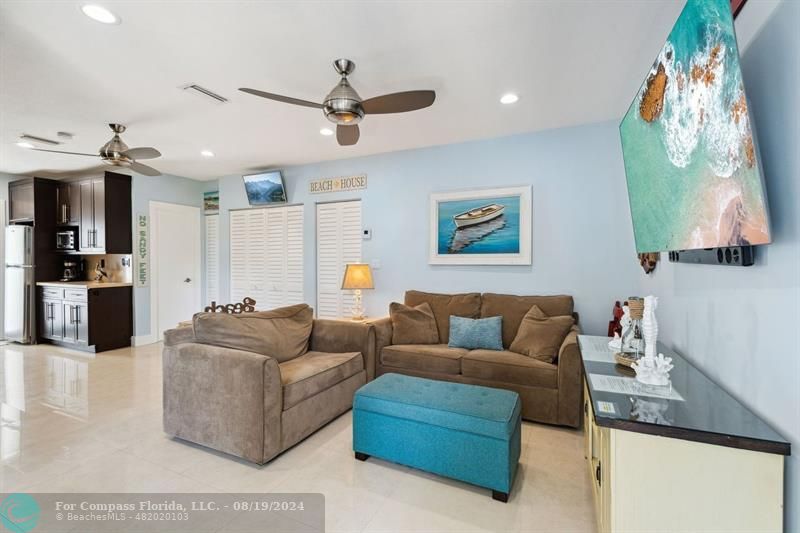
{"left": 132, "top": 334, "right": 158, "bottom": 346}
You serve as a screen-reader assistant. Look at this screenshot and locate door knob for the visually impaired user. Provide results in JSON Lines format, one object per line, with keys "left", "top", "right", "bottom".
{"left": 184, "top": 278, "right": 191, "bottom": 283}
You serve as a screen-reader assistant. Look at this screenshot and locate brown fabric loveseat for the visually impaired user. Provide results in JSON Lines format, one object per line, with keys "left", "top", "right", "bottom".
{"left": 373, "top": 291, "right": 583, "bottom": 427}
{"left": 162, "top": 304, "right": 375, "bottom": 464}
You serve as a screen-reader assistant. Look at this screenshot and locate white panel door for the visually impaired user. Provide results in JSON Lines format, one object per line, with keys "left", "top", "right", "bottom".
{"left": 204, "top": 214, "right": 219, "bottom": 304}
{"left": 152, "top": 202, "right": 201, "bottom": 339}
{"left": 316, "top": 200, "right": 362, "bottom": 319}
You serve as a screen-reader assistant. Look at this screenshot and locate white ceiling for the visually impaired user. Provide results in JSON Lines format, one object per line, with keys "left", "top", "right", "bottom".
{"left": 0, "top": 1, "right": 776, "bottom": 181}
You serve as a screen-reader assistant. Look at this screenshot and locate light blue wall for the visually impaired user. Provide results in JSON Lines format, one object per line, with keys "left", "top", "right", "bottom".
{"left": 639, "top": 1, "right": 799, "bottom": 528}
{"left": 131, "top": 174, "right": 215, "bottom": 338}
{"left": 218, "top": 121, "right": 642, "bottom": 335}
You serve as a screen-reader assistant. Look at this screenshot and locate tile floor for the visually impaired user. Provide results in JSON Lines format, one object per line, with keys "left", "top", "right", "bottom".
{"left": 0, "top": 341, "right": 595, "bottom": 532}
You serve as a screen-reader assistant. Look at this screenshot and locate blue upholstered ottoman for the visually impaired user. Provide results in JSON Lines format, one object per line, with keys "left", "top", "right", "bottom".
{"left": 352, "top": 373, "right": 521, "bottom": 502}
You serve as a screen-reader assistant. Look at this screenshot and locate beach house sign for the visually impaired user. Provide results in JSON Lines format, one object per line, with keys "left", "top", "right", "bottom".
{"left": 309, "top": 174, "right": 367, "bottom": 194}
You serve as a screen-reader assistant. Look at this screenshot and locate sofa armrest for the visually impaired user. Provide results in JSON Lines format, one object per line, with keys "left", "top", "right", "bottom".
{"left": 163, "top": 325, "right": 195, "bottom": 346}
{"left": 162, "top": 342, "right": 283, "bottom": 464}
{"left": 310, "top": 319, "right": 377, "bottom": 381}
{"left": 371, "top": 317, "right": 393, "bottom": 370}
{"left": 556, "top": 326, "right": 583, "bottom": 428}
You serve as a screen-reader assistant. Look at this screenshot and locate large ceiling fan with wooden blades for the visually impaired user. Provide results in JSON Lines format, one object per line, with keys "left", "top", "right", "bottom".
{"left": 240, "top": 59, "right": 436, "bottom": 147}
{"left": 28, "top": 123, "right": 163, "bottom": 176}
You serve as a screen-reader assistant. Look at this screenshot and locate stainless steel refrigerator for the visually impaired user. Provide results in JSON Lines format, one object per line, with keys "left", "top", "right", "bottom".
{"left": 4, "top": 225, "right": 36, "bottom": 343}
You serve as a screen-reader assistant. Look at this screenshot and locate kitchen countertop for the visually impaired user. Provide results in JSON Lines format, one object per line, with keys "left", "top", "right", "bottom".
{"left": 37, "top": 281, "right": 133, "bottom": 289}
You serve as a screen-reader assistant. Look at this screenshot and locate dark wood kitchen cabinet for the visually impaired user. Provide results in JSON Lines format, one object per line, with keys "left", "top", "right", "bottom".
{"left": 7, "top": 177, "right": 61, "bottom": 282}
{"left": 71, "top": 171, "right": 131, "bottom": 254}
{"left": 37, "top": 284, "right": 132, "bottom": 353}
{"left": 56, "top": 181, "right": 81, "bottom": 225}
{"left": 9, "top": 179, "right": 35, "bottom": 222}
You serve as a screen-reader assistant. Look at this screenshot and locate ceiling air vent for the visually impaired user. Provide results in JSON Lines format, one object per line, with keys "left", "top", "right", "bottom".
{"left": 20, "top": 133, "right": 60, "bottom": 145}
{"left": 181, "top": 84, "right": 229, "bottom": 104}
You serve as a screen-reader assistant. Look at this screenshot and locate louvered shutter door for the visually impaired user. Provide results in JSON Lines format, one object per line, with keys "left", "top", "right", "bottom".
{"left": 284, "top": 205, "right": 305, "bottom": 305}
{"left": 204, "top": 214, "right": 219, "bottom": 304}
{"left": 245, "top": 209, "right": 268, "bottom": 308}
{"left": 316, "top": 200, "right": 362, "bottom": 319}
{"left": 264, "top": 207, "right": 285, "bottom": 309}
{"left": 230, "top": 206, "right": 304, "bottom": 311}
{"left": 229, "top": 210, "right": 249, "bottom": 303}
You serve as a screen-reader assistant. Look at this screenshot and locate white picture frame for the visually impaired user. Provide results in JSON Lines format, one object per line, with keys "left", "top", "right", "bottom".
{"left": 429, "top": 185, "right": 532, "bottom": 265}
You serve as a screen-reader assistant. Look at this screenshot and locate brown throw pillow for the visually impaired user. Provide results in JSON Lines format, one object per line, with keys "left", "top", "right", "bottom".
{"left": 193, "top": 303, "right": 313, "bottom": 362}
{"left": 390, "top": 302, "right": 440, "bottom": 345}
{"left": 509, "top": 305, "right": 575, "bottom": 363}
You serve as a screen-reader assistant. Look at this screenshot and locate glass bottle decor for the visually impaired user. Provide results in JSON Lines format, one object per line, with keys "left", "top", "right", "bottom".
{"left": 627, "top": 297, "right": 645, "bottom": 358}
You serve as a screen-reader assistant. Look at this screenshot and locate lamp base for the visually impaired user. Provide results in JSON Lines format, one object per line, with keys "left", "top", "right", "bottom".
{"left": 350, "top": 289, "right": 366, "bottom": 321}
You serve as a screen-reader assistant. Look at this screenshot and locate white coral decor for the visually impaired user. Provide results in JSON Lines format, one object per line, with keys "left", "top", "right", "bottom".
{"left": 643, "top": 295, "right": 658, "bottom": 358}
{"left": 632, "top": 352, "right": 674, "bottom": 387}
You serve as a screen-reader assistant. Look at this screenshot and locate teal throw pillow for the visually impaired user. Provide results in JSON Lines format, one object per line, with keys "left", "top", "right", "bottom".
{"left": 448, "top": 315, "right": 503, "bottom": 351}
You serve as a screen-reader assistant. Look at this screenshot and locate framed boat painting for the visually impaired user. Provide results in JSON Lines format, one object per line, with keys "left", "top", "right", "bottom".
{"left": 429, "top": 185, "right": 532, "bottom": 265}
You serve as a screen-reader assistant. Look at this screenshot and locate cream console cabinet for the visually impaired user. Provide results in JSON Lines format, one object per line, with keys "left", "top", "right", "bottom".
{"left": 578, "top": 336, "right": 789, "bottom": 533}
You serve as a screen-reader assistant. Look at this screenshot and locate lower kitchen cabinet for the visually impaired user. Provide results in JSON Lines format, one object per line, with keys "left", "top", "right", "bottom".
{"left": 40, "top": 298, "right": 64, "bottom": 341}
{"left": 37, "top": 285, "right": 132, "bottom": 353}
{"left": 62, "top": 301, "right": 89, "bottom": 345}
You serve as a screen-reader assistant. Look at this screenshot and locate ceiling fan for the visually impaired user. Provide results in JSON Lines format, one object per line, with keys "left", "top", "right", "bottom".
{"left": 240, "top": 59, "right": 436, "bottom": 146}
{"left": 29, "top": 123, "right": 163, "bottom": 176}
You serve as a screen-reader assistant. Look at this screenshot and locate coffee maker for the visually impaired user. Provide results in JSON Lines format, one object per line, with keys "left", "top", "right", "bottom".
{"left": 62, "top": 258, "right": 85, "bottom": 282}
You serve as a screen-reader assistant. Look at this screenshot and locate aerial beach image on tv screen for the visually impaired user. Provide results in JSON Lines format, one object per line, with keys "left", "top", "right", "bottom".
{"left": 620, "top": 0, "right": 771, "bottom": 253}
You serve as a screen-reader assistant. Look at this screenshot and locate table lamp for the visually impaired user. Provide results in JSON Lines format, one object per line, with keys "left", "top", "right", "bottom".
{"left": 341, "top": 263, "right": 374, "bottom": 320}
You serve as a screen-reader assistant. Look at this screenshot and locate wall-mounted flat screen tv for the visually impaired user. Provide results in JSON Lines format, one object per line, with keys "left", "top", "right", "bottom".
{"left": 243, "top": 171, "right": 287, "bottom": 205}
{"left": 620, "top": 0, "right": 771, "bottom": 253}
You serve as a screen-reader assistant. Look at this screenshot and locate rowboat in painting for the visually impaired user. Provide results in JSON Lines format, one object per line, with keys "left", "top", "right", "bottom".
{"left": 453, "top": 203, "right": 505, "bottom": 228}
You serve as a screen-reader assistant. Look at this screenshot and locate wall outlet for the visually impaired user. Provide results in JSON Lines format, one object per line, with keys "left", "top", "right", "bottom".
{"left": 371, "top": 259, "right": 382, "bottom": 270}
{"left": 362, "top": 228, "right": 372, "bottom": 240}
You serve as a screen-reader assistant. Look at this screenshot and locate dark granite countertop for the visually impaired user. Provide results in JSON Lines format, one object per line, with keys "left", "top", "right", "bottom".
{"left": 578, "top": 335, "right": 790, "bottom": 456}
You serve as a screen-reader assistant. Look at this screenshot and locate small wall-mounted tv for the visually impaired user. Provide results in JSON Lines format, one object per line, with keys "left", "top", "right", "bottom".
{"left": 620, "top": 0, "right": 771, "bottom": 253}
{"left": 243, "top": 171, "right": 287, "bottom": 205}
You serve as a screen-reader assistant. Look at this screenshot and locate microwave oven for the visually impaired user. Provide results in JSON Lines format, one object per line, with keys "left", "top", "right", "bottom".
{"left": 56, "top": 229, "right": 77, "bottom": 250}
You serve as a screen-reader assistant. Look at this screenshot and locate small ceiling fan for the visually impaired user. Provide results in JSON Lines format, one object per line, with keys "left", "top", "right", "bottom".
{"left": 29, "top": 123, "right": 163, "bottom": 176}
{"left": 240, "top": 59, "right": 436, "bottom": 146}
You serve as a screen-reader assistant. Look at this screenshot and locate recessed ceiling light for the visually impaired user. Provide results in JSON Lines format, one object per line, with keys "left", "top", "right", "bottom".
{"left": 200, "top": 150, "right": 215, "bottom": 158}
{"left": 500, "top": 93, "right": 519, "bottom": 105}
{"left": 16, "top": 142, "right": 34, "bottom": 149}
{"left": 81, "top": 4, "right": 120, "bottom": 24}
{"left": 320, "top": 127, "right": 334, "bottom": 136}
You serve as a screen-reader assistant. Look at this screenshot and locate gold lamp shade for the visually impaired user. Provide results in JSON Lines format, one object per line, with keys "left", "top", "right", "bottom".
{"left": 341, "top": 263, "right": 374, "bottom": 290}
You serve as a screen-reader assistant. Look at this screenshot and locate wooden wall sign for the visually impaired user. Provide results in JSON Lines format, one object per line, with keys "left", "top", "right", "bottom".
{"left": 135, "top": 214, "right": 149, "bottom": 288}
{"left": 309, "top": 174, "right": 367, "bottom": 194}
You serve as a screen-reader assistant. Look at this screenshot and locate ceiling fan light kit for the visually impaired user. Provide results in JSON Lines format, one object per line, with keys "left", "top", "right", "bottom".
{"left": 27, "top": 123, "right": 163, "bottom": 176}
{"left": 239, "top": 58, "right": 436, "bottom": 146}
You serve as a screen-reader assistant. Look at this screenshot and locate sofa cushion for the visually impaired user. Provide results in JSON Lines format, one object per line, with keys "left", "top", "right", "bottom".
{"left": 405, "top": 290, "right": 481, "bottom": 343}
{"left": 193, "top": 304, "right": 313, "bottom": 362}
{"left": 510, "top": 305, "right": 575, "bottom": 363}
{"left": 448, "top": 316, "right": 503, "bottom": 351}
{"left": 390, "top": 302, "right": 439, "bottom": 345}
{"left": 480, "top": 293, "right": 574, "bottom": 348}
{"left": 381, "top": 344, "right": 468, "bottom": 375}
{"left": 279, "top": 350, "right": 364, "bottom": 409}
{"left": 462, "top": 349, "right": 558, "bottom": 389}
